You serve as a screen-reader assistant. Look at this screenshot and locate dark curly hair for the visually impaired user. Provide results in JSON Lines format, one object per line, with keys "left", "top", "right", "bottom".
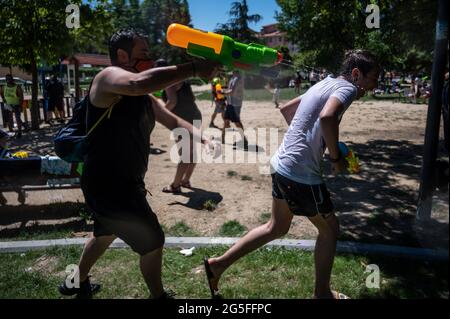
{"left": 340, "top": 50, "right": 380, "bottom": 77}
{"left": 108, "top": 28, "right": 148, "bottom": 65}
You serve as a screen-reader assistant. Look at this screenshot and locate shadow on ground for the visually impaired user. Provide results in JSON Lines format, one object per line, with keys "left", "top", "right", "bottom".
{"left": 327, "top": 139, "right": 449, "bottom": 249}
{"left": 168, "top": 187, "right": 223, "bottom": 211}
{"left": 0, "top": 202, "right": 92, "bottom": 238}
{"left": 357, "top": 254, "right": 448, "bottom": 298}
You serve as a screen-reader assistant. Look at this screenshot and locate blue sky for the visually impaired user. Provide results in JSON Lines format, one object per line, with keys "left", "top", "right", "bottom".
{"left": 188, "top": 0, "right": 281, "bottom": 32}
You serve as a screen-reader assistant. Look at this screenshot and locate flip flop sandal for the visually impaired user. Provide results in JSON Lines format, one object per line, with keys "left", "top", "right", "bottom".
{"left": 162, "top": 184, "right": 182, "bottom": 194}
{"left": 334, "top": 291, "right": 351, "bottom": 299}
{"left": 181, "top": 181, "right": 192, "bottom": 188}
{"left": 203, "top": 257, "right": 222, "bottom": 299}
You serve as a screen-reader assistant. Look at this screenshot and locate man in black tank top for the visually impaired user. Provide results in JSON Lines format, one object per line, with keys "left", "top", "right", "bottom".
{"left": 58, "top": 28, "right": 218, "bottom": 299}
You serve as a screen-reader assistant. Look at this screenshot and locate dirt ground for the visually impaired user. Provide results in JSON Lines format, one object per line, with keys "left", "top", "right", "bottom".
{"left": 1, "top": 97, "right": 448, "bottom": 249}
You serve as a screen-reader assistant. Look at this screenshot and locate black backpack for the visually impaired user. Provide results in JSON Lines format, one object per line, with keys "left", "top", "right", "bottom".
{"left": 54, "top": 96, "right": 112, "bottom": 163}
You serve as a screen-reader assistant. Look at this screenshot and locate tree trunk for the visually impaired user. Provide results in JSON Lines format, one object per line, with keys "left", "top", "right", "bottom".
{"left": 30, "top": 55, "right": 40, "bottom": 130}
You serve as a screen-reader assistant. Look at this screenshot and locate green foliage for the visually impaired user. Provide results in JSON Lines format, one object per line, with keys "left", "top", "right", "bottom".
{"left": 71, "top": 1, "right": 115, "bottom": 55}
{"left": 215, "top": 0, "right": 263, "bottom": 44}
{"left": 276, "top": 0, "right": 438, "bottom": 73}
{"left": 140, "top": 0, "right": 193, "bottom": 63}
{"left": 0, "top": 0, "right": 76, "bottom": 69}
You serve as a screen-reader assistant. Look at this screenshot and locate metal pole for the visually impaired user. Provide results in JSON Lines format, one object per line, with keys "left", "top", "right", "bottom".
{"left": 417, "top": 0, "right": 449, "bottom": 220}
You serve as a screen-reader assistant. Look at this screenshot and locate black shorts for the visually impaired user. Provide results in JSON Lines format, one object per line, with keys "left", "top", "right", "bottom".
{"left": 271, "top": 172, "right": 334, "bottom": 217}
{"left": 224, "top": 105, "right": 241, "bottom": 123}
{"left": 48, "top": 98, "right": 64, "bottom": 112}
{"left": 83, "top": 188, "right": 165, "bottom": 256}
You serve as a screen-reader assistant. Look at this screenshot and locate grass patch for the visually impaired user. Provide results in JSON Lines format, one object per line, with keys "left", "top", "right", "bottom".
{"left": 227, "top": 170, "right": 238, "bottom": 177}
{"left": 167, "top": 222, "right": 198, "bottom": 237}
{"left": 219, "top": 220, "right": 247, "bottom": 237}
{"left": 0, "top": 229, "right": 77, "bottom": 242}
{"left": 241, "top": 175, "right": 253, "bottom": 181}
{"left": 195, "top": 87, "right": 429, "bottom": 105}
{"left": 196, "top": 88, "right": 303, "bottom": 101}
{"left": 0, "top": 246, "right": 447, "bottom": 299}
{"left": 79, "top": 208, "right": 92, "bottom": 222}
{"left": 359, "top": 93, "right": 428, "bottom": 104}
{"left": 203, "top": 200, "right": 218, "bottom": 212}
{"left": 259, "top": 212, "right": 272, "bottom": 224}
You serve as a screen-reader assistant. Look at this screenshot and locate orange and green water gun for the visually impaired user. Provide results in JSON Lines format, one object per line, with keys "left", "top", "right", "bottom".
{"left": 338, "top": 142, "right": 361, "bottom": 174}
{"left": 166, "top": 24, "right": 284, "bottom": 77}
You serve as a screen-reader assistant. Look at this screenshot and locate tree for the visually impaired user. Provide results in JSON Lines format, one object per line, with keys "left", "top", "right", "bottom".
{"left": 111, "top": 0, "right": 145, "bottom": 31}
{"left": 71, "top": 1, "right": 115, "bottom": 55}
{"left": 141, "top": 0, "right": 192, "bottom": 63}
{"left": 215, "top": 0, "right": 263, "bottom": 43}
{"left": 275, "top": 0, "right": 437, "bottom": 73}
{"left": 0, "top": 0, "right": 79, "bottom": 129}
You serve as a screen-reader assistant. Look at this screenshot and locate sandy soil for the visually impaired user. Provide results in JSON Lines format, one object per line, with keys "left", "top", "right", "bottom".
{"left": 1, "top": 97, "right": 448, "bottom": 249}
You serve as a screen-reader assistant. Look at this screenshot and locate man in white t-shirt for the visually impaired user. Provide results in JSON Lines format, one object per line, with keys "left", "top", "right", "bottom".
{"left": 204, "top": 50, "right": 380, "bottom": 299}
{"left": 222, "top": 70, "right": 249, "bottom": 150}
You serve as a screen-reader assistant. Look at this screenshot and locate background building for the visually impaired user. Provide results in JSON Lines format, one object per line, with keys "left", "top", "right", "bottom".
{"left": 258, "top": 23, "right": 298, "bottom": 54}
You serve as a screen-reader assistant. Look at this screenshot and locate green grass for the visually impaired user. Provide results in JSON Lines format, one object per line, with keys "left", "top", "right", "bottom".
{"left": 219, "top": 220, "right": 247, "bottom": 237}
{"left": 259, "top": 212, "right": 272, "bottom": 224}
{"left": 0, "top": 229, "right": 77, "bottom": 242}
{"left": 0, "top": 246, "right": 447, "bottom": 299}
{"left": 196, "top": 87, "right": 429, "bottom": 105}
{"left": 203, "top": 200, "right": 218, "bottom": 212}
{"left": 227, "top": 170, "right": 238, "bottom": 177}
{"left": 196, "top": 88, "right": 302, "bottom": 101}
{"left": 168, "top": 222, "right": 199, "bottom": 237}
{"left": 241, "top": 175, "right": 253, "bottom": 181}
{"left": 359, "top": 93, "right": 428, "bottom": 104}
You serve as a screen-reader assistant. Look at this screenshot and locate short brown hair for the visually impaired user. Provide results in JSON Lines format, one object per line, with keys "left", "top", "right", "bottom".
{"left": 340, "top": 50, "right": 380, "bottom": 77}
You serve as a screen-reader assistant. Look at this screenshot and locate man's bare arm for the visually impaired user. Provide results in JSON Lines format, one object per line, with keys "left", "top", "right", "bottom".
{"left": 91, "top": 61, "right": 218, "bottom": 108}
{"left": 95, "top": 64, "right": 193, "bottom": 96}
{"left": 279, "top": 96, "right": 301, "bottom": 125}
{"left": 319, "top": 97, "right": 344, "bottom": 159}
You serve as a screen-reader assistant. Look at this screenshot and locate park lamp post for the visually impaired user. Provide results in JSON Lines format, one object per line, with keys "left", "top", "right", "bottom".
{"left": 416, "top": 0, "right": 449, "bottom": 221}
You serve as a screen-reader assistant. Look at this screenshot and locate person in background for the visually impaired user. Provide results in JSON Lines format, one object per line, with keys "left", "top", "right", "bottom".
{"left": 295, "top": 71, "right": 302, "bottom": 94}
{"left": 209, "top": 77, "right": 226, "bottom": 129}
{"left": 273, "top": 83, "right": 281, "bottom": 109}
{"left": 155, "top": 59, "right": 204, "bottom": 193}
{"left": 0, "top": 74, "right": 24, "bottom": 138}
{"left": 222, "top": 70, "right": 249, "bottom": 150}
{"left": 45, "top": 75, "right": 65, "bottom": 123}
